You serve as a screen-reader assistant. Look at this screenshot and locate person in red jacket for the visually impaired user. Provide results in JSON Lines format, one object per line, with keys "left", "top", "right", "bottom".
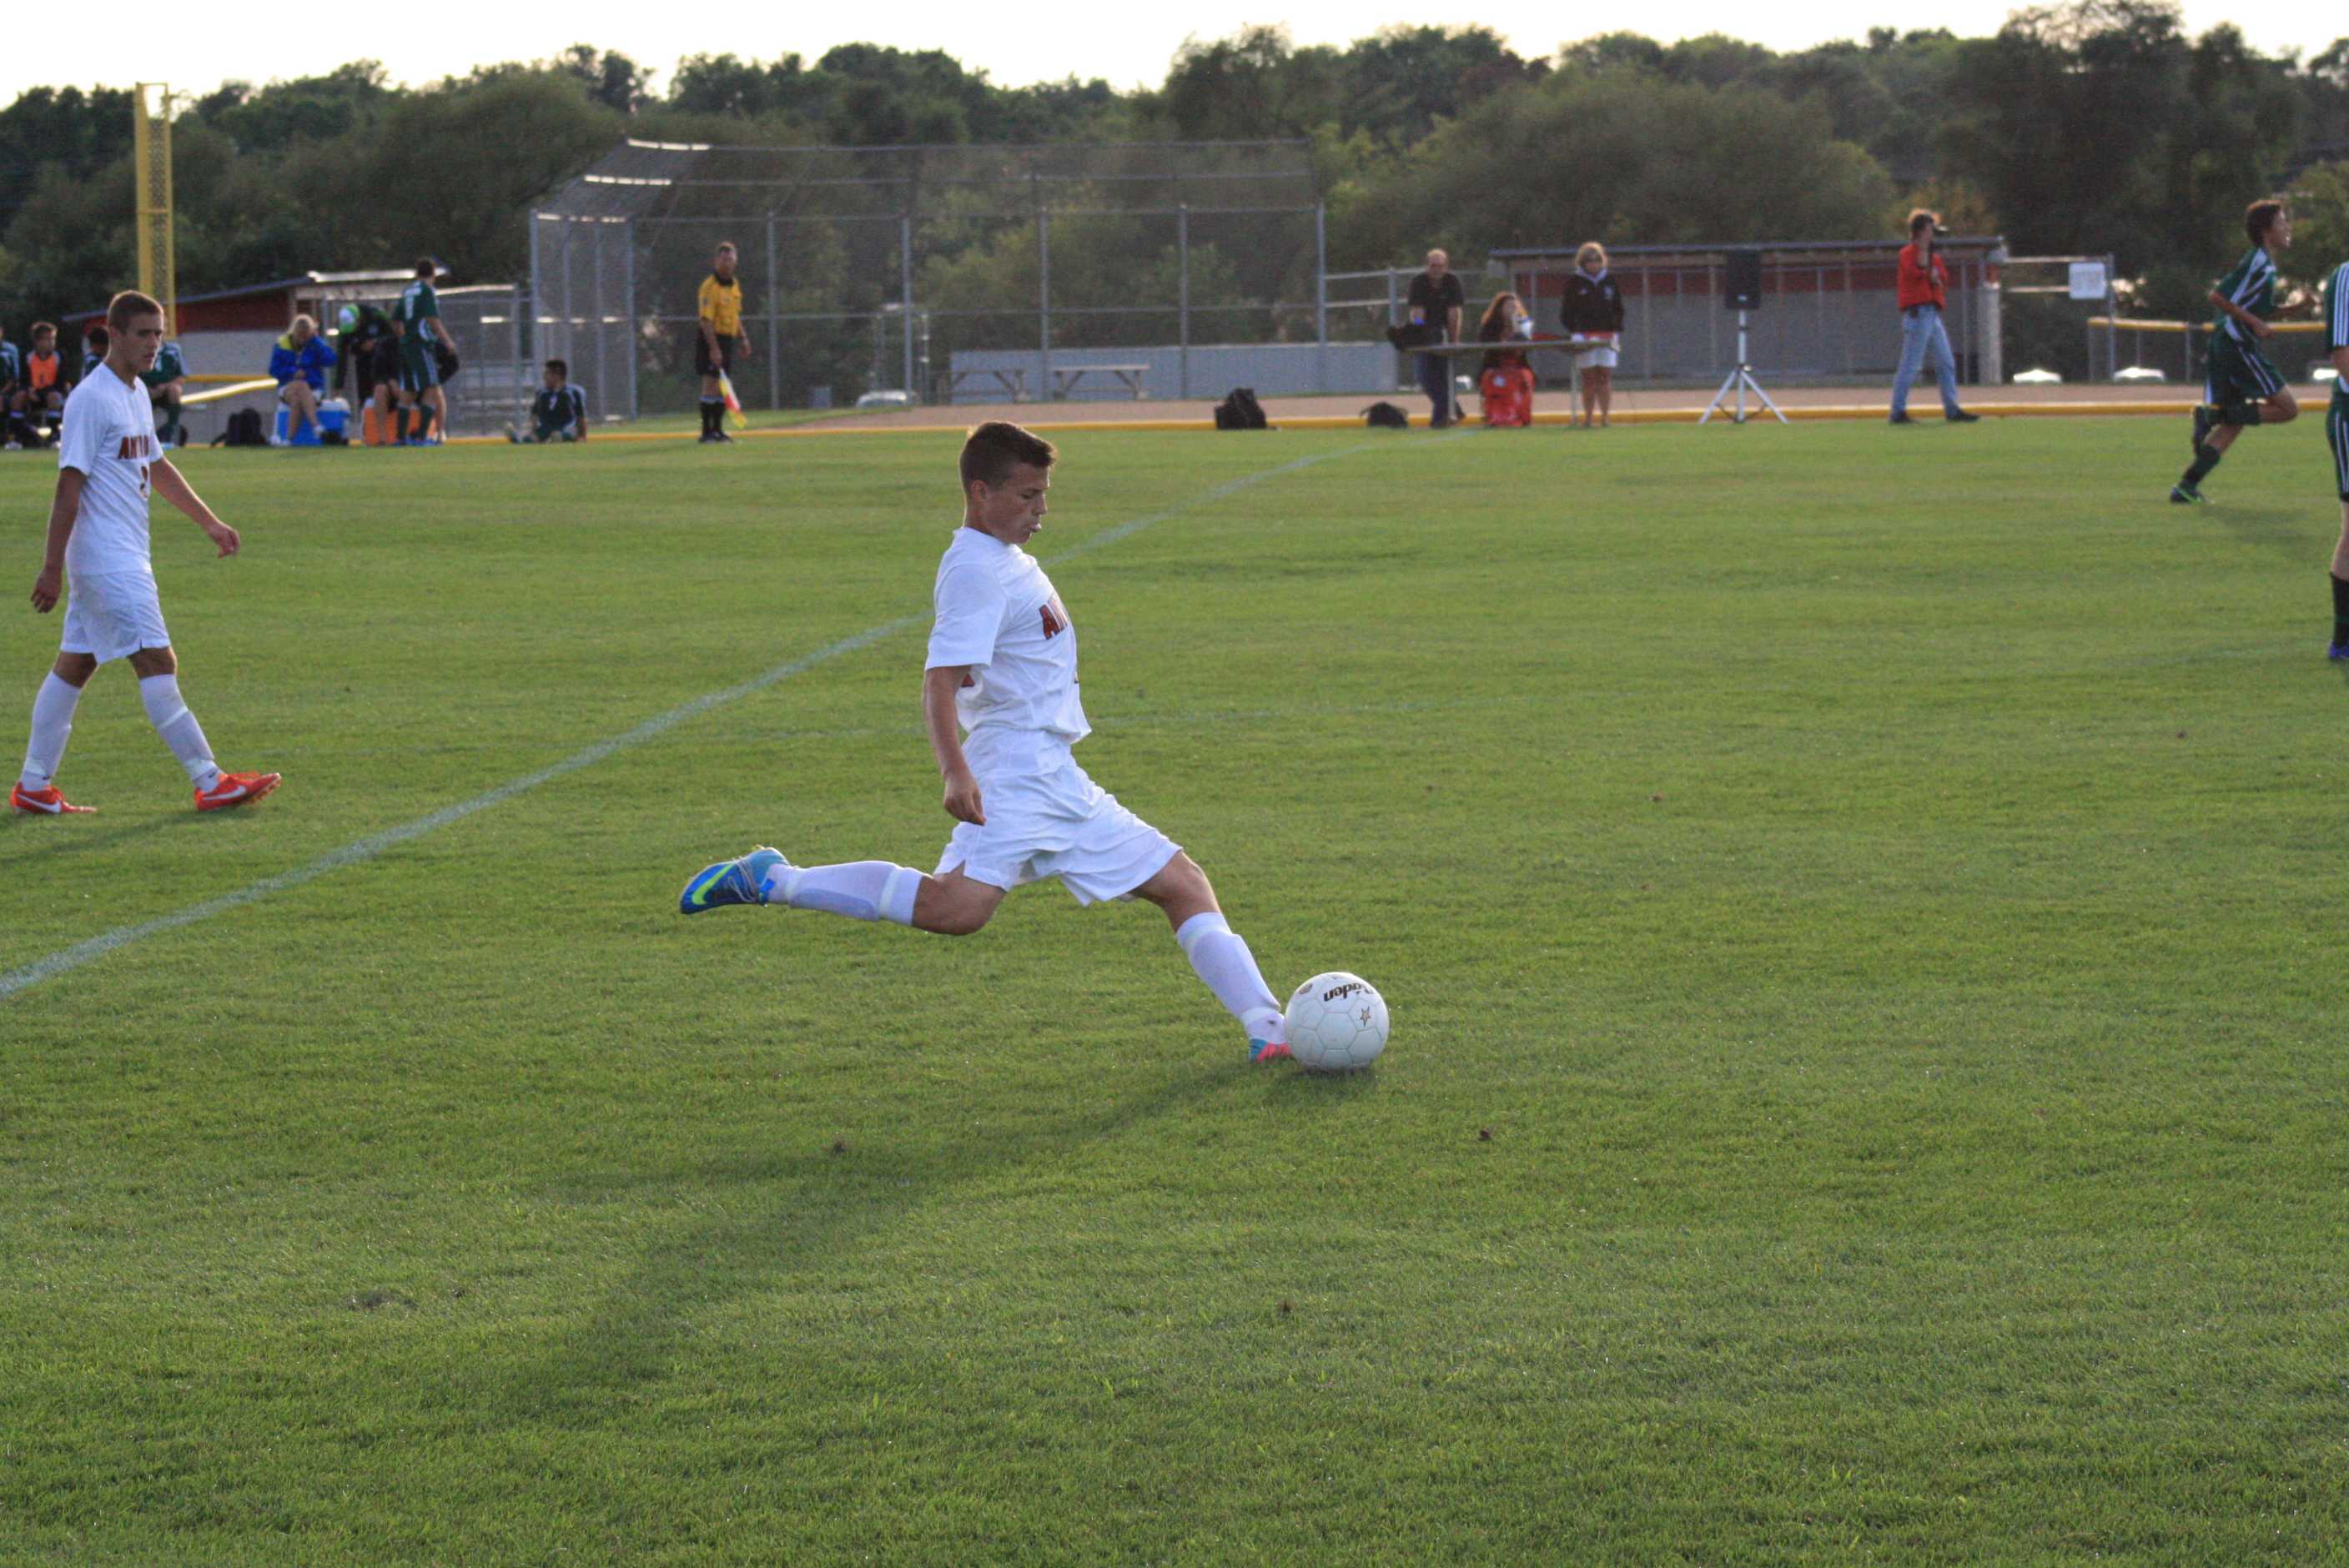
{"left": 1889, "top": 210, "right": 1979, "bottom": 425}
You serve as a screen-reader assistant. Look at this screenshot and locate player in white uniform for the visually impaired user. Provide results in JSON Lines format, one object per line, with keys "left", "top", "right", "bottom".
{"left": 13, "top": 290, "right": 280, "bottom": 816}
{"left": 682, "top": 420, "right": 1295, "bottom": 1062}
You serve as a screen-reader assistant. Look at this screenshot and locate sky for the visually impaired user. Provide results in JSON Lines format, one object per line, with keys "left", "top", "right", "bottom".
{"left": 9, "top": 0, "right": 2338, "bottom": 105}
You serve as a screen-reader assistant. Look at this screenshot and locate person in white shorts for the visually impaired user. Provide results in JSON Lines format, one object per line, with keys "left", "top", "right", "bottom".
{"left": 681, "top": 420, "right": 1297, "bottom": 1062}
{"left": 13, "top": 289, "right": 280, "bottom": 816}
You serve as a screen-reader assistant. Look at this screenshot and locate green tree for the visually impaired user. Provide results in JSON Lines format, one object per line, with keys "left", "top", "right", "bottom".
{"left": 1330, "top": 69, "right": 1892, "bottom": 268}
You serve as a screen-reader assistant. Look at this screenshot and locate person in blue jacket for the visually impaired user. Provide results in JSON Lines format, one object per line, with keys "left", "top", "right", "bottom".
{"left": 269, "top": 314, "right": 338, "bottom": 445}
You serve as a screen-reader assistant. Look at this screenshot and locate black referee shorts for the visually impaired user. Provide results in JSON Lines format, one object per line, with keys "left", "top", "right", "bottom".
{"left": 694, "top": 334, "right": 740, "bottom": 379}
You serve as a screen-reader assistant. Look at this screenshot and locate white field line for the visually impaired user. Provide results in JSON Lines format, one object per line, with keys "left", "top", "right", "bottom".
{"left": 0, "top": 442, "right": 1381, "bottom": 1000}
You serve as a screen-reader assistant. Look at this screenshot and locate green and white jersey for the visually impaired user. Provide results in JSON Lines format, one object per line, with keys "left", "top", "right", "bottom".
{"left": 139, "top": 340, "right": 185, "bottom": 389}
{"left": 2212, "top": 246, "right": 2276, "bottom": 344}
{"left": 2325, "top": 260, "right": 2349, "bottom": 410}
{"left": 395, "top": 280, "right": 440, "bottom": 344}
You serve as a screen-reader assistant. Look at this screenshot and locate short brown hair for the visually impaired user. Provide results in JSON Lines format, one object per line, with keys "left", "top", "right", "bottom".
{"left": 716, "top": 242, "right": 737, "bottom": 256}
{"left": 1908, "top": 209, "right": 1939, "bottom": 236}
{"left": 31, "top": 321, "right": 55, "bottom": 340}
{"left": 415, "top": 257, "right": 437, "bottom": 278}
{"left": 960, "top": 420, "right": 1056, "bottom": 492}
{"left": 105, "top": 291, "right": 163, "bottom": 332}
{"left": 2246, "top": 199, "right": 2287, "bottom": 247}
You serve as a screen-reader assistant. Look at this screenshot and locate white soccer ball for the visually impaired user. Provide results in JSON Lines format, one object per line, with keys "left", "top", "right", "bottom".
{"left": 1284, "top": 972, "right": 1389, "bottom": 1072}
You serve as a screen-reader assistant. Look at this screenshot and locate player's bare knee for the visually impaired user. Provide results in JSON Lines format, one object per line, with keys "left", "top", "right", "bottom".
{"left": 127, "top": 647, "right": 177, "bottom": 679}
{"left": 51, "top": 654, "right": 98, "bottom": 687}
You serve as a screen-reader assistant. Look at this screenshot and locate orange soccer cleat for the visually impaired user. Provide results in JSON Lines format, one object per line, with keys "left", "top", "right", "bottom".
{"left": 194, "top": 771, "right": 282, "bottom": 812}
{"left": 10, "top": 781, "right": 95, "bottom": 814}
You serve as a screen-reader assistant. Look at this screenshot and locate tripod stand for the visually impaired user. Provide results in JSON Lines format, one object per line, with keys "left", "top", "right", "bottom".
{"left": 1699, "top": 310, "right": 1786, "bottom": 425}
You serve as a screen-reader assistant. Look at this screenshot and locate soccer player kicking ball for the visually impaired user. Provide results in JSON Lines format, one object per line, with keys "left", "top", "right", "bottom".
{"left": 2175, "top": 199, "right": 2299, "bottom": 505}
{"left": 13, "top": 291, "right": 279, "bottom": 816}
{"left": 681, "top": 420, "right": 1295, "bottom": 1063}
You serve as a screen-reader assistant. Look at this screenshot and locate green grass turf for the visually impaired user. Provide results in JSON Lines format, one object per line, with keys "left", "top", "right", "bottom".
{"left": 3, "top": 419, "right": 2346, "bottom": 1562}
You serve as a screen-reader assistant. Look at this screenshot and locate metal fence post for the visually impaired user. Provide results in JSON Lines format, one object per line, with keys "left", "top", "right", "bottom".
{"left": 527, "top": 214, "right": 541, "bottom": 367}
{"left": 766, "top": 211, "right": 782, "bottom": 411}
{"left": 1178, "top": 204, "right": 1190, "bottom": 400}
{"left": 1037, "top": 199, "right": 1051, "bottom": 399}
{"left": 621, "top": 218, "right": 637, "bottom": 420}
{"left": 901, "top": 212, "right": 915, "bottom": 395}
{"left": 1387, "top": 268, "right": 1400, "bottom": 389}
{"left": 591, "top": 220, "right": 608, "bottom": 417}
{"left": 1315, "top": 204, "right": 1328, "bottom": 393}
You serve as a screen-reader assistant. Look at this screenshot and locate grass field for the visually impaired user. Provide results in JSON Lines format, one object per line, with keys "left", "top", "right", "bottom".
{"left": 3, "top": 416, "right": 2346, "bottom": 1563}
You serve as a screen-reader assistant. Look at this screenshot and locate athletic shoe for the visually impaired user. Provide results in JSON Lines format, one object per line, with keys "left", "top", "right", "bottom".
{"left": 2329, "top": 642, "right": 2349, "bottom": 661}
{"left": 194, "top": 771, "right": 281, "bottom": 812}
{"left": 1945, "top": 410, "right": 1980, "bottom": 423}
{"left": 711, "top": 430, "right": 735, "bottom": 445}
{"left": 679, "top": 845, "right": 789, "bottom": 915}
{"left": 2191, "top": 405, "right": 2212, "bottom": 449}
{"left": 10, "top": 781, "right": 94, "bottom": 814}
{"left": 1248, "top": 1037, "right": 1294, "bottom": 1064}
{"left": 2170, "top": 485, "right": 2206, "bottom": 505}
{"left": 1888, "top": 413, "right": 1916, "bottom": 425}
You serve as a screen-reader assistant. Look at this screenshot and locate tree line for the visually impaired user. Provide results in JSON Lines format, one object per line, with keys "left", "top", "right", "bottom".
{"left": 3, "top": 3, "right": 2347, "bottom": 343}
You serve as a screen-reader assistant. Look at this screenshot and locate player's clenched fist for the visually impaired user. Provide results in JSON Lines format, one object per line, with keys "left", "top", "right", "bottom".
{"left": 942, "top": 770, "right": 985, "bottom": 825}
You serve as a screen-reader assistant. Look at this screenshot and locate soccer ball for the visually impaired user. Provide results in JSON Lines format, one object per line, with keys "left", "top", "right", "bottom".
{"left": 1284, "top": 972, "right": 1389, "bottom": 1072}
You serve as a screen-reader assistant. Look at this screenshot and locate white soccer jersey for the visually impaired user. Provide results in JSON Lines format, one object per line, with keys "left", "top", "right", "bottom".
{"left": 924, "top": 525, "right": 1089, "bottom": 749}
{"left": 57, "top": 365, "right": 161, "bottom": 577}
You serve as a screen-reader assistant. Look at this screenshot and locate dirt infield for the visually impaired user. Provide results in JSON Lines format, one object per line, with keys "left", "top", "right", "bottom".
{"left": 807, "top": 379, "right": 2257, "bottom": 434}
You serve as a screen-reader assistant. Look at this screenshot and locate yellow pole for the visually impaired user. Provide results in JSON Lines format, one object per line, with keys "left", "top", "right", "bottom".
{"left": 132, "top": 83, "right": 175, "bottom": 334}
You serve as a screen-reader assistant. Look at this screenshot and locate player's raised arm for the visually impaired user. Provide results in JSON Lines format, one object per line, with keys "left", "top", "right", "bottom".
{"left": 150, "top": 458, "right": 238, "bottom": 556}
{"left": 28, "top": 467, "right": 85, "bottom": 611}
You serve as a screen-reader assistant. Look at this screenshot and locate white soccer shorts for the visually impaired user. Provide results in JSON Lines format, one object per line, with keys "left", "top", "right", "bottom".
{"left": 1575, "top": 344, "right": 1619, "bottom": 369}
{"left": 59, "top": 569, "right": 171, "bottom": 663}
{"left": 936, "top": 741, "right": 1180, "bottom": 907}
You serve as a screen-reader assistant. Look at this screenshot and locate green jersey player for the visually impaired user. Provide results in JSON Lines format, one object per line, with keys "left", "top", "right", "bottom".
{"left": 390, "top": 258, "right": 445, "bottom": 445}
{"left": 2320, "top": 255, "right": 2349, "bottom": 660}
{"left": 2175, "top": 200, "right": 2299, "bottom": 505}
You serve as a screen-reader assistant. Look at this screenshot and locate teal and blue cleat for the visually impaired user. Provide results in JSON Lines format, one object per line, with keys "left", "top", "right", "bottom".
{"left": 1248, "top": 1037, "right": 1294, "bottom": 1064}
{"left": 679, "top": 846, "right": 789, "bottom": 915}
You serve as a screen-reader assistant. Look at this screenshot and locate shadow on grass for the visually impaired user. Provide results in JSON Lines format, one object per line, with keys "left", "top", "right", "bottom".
{"left": 496, "top": 1058, "right": 1322, "bottom": 1423}
{"left": 0, "top": 807, "right": 214, "bottom": 867}
{"left": 2208, "top": 502, "right": 2311, "bottom": 560}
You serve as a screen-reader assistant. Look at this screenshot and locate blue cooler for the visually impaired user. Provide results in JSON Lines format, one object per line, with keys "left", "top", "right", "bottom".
{"left": 317, "top": 399, "right": 350, "bottom": 441}
{"left": 273, "top": 405, "right": 322, "bottom": 446}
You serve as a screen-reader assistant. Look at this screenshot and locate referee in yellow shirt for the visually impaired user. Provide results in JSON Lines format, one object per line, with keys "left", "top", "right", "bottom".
{"left": 697, "top": 241, "right": 750, "bottom": 443}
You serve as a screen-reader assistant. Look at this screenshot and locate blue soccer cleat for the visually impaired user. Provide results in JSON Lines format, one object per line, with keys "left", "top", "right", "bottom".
{"left": 1248, "top": 1036, "right": 1293, "bottom": 1064}
{"left": 680, "top": 846, "right": 789, "bottom": 915}
{"left": 2330, "top": 642, "right": 2349, "bottom": 662}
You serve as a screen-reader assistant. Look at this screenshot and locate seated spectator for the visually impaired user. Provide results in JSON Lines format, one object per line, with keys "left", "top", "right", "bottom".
{"left": 269, "top": 314, "right": 337, "bottom": 445}
{"left": 0, "top": 320, "right": 20, "bottom": 448}
{"left": 1476, "top": 293, "right": 1536, "bottom": 429}
{"left": 13, "top": 323, "right": 70, "bottom": 447}
{"left": 509, "top": 359, "right": 589, "bottom": 443}
{"left": 144, "top": 331, "right": 188, "bottom": 447}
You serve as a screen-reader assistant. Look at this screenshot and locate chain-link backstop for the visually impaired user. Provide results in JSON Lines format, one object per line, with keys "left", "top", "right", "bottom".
{"left": 530, "top": 140, "right": 1328, "bottom": 419}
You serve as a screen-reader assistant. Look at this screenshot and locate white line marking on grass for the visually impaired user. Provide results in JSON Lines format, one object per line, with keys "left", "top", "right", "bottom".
{"left": 1, "top": 441, "right": 1380, "bottom": 1000}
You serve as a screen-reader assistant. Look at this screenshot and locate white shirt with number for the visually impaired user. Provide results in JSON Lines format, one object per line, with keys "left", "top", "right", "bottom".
{"left": 924, "top": 526, "right": 1089, "bottom": 767}
{"left": 58, "top": 366, "right": 161, "bottom": 579}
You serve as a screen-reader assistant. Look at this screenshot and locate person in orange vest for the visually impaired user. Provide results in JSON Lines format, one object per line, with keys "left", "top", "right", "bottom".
{"left": 12, "top": 322, "right": 72, "bottom": 448}
{"left": 1476, "top": 292, "right": 1534, "bottom": 428}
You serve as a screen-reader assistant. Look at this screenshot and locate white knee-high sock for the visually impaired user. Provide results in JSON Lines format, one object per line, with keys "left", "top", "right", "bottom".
{"left": 19, "top": 673, "right": 82, "bottom": 790}
{"left": 137, "top": 675, "right": 219, "bottom": 789}
{"left": 762, "top": 860, "right": 922, "bottom": 926}
{"left": 1174, "top": 912, "right": 1285, "bottom": 1043}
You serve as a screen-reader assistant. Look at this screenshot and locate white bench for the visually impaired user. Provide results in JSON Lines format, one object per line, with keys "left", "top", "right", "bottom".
{"left": 1050, "top": 364, "right": 1148, "bottom": 400}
